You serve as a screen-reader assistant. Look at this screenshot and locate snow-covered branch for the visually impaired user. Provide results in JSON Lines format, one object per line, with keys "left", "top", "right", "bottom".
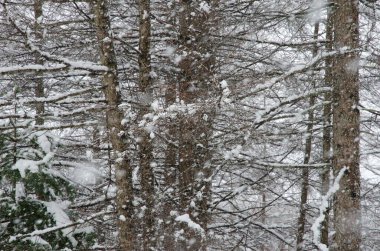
{"left": 9, "top": 211, "right": 111, "bottom": 242}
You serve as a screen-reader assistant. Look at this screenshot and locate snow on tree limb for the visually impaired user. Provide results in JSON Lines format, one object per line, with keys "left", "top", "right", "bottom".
{"left": 175, "top": 214, "right": 205, "bottom": 236}
{"left": 8, "top": 211, "right": 111, "bottom": 242}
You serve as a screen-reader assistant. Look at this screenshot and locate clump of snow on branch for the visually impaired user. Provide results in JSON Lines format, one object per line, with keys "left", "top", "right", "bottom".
{"left": 175, "top": 214, "right": 205, "bottom": 236}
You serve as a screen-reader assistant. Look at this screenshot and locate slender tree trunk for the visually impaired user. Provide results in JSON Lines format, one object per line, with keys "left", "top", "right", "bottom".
{"left": 163, "top": 78, "right": 178, "bottom": 250}
{"left": 34, "top": 0, "right": 44, "bottom": 126}
{"left": 321, "top": 3, "right": 333, "bottom": 246}
{"left": 296, "top": 95, "right": 315, "bottom": 250}
{"left": 93, "top": 1, "right": 135, "bottom": 250}
{"left": 296, "top": 23, "right": 319, "bottom": 251}
{"left": 137, "top": 0, "right": 156, "bottom": 249}
{"left": 331, "top": 0, "right": 361, "bottom": 250}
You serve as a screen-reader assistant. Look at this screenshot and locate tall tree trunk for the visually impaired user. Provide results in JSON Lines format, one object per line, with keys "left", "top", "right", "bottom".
{"left": 331, "top": 0, "right": 361, "bottom": 250}
{"left": 137, "top": 0, "right": 155, "bottom": 249}
{"left": 321, "top": 2, "right": 333, "bottom": 246}
{"left": 295, "top": 96, "right": 315, "bottom": 250}
{"left": 296, "top": 23, "right": 319, "bottom": 251}
{"left": 93, "top": 1, "right": 135, "bottom": 250}
{"left": 176, "top": 0, "right": 217, "bottom": 249}
{"left": 34, "top": 0, "right": 44, "bottom": 125}
{"left": 163, "top": 75, "right": 178, "bottom": 250}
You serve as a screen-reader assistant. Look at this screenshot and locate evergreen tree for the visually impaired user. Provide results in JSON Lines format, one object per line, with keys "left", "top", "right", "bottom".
{"left": 0, "top": 129, "right": 95, "bottom": 250}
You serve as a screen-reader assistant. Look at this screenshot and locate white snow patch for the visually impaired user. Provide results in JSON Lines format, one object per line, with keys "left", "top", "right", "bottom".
{"left": 311, "top": 167, "right": 347, "bottom": 251}
{"left": 15, "top": 182, "right": 25, "bottom": 202}
{"left": 175, "top": 214, "right": 205, "bottom": 235}
{"left": 199, "top": 1, "right": 211, "bottom": 13}
{"left": 119, "top": 215, "right": 126, "bottom": 222}
{"left": 70, "top": 163, "right": 102, "bottom": 186}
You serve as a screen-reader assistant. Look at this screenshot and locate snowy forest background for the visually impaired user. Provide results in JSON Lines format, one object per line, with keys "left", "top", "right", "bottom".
{"left": 0, "top": 0, "right": 379, "bottom": 250}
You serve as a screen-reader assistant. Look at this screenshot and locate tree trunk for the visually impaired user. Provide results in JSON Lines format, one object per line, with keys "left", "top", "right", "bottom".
{"left": 34, "top": 0, "right": 44, "bottom": 126}
{"left": 93, "top": 1, "right": 135, "bottom": 250}
{"left": 296, "top": 22, "right": 319, "bottom": 251}
{"left": 137, "top": 0, "right": 156, "bottom": 249}
{"left": 163, "top": 73, "right": 178, "bottom": 251}
{"left": 296, "top": 95, "right": 315, "bottom": 250}
{"left": 321, "top": 3, "right": 333, "bottom": 246}
{"left": 331, "top": 0, "right": 361, "bottom": 250}
{"left": 176, "top": 0, "right": 217, "bottom": 249}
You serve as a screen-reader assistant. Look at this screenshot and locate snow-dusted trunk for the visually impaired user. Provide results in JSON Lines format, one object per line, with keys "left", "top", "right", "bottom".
{"left": 34, "top": 0, "right": 44, "bottom": 125}
{"left": 176, "top": 0, "right": 217, "bottom": 249}
{"left": 296, "top": 23, "right": 319, "bottom": 250}
{"left": 331, "top": 0, "right": 361, "bottom": 250}
{"left": 163, "top": 79, "right": 178, "bottom": 250}
{"left": 93, "top": 1, "right": 135, "bottom": 250}
{"left": 296, "top": 96, "right": 315, "bottom": 250}
{"left": 321, "top": 4, "right": 333, "bottom": 246}
{"left": 137, "top": 0, "right": 156, "bottom": 250}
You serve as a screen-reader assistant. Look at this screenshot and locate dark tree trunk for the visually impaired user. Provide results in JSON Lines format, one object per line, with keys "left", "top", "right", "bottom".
{"left": 137, "top": 0, "right": 156, "bottom": 249}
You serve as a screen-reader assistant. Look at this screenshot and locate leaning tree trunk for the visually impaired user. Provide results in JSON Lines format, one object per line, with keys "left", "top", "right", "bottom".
{"left": 331, "top": 0, "right": 361, "bottom": 250}
{"left": 93, "top": 1, "right": 135, "bottom": 250}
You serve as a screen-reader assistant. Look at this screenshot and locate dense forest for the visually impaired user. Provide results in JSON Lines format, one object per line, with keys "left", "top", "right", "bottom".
{"left": 0, "top": 0, "right": 379, "bottom": 250}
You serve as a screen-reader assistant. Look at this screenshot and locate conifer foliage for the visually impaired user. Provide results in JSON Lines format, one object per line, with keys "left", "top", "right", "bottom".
{"left": 0, "top": 129, "right": 94, "bottom": 249}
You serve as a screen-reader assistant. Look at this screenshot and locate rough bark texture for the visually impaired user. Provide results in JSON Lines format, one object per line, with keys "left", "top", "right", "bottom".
{"left": 176, "top": 0, "right": 217, "bottom": 250}
{"left": 93, "top": 1, "right": 135, "bottom": 250}
{"left": 137, "top": 0, "right": 156, "bottom": 249}
{"left": 332, "top": 0, "right": 361, "bottom": 250}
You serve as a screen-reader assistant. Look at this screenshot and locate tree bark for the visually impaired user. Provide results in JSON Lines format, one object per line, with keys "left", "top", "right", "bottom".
{"left": 296, "top": 23, "right": 319, "bottom": 251}
{"left": 93, "top": 1, "right": 135, "bottom": 250}
{"left": 321, "top": 3, "right": 334, "bottom": 246}
{"left": 176, "top": 0, "right": 217, "bottom": 249}
{"left": 163, "top": 70, "right": 178, "bottom": 251}
{"left": 137, "top": 0, "right": 156, "bottom": 249}
{"left": 34, "top": 0, "right": 44, "bottom": 126}
{"left": 331, "top": 0, "right": 361, "bottom": 250}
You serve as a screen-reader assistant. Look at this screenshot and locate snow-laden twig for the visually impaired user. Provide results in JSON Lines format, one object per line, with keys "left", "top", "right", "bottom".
{"left": 1, "top": 1, "right": 108, "bottom": 73}
{"left": 70, "top": 195, "right": 115, "bottom": 209}
{"left": 9, "top": 211, "right": 111, "bottom": 242}
{"left": 237, "top": 49, "right": 355, "bottom": 101}
{"left": 311, "top": 167, "right": 347, "bottom": 251}
{"left": 0, "top": 87, "right": 104, "bottom": 106}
